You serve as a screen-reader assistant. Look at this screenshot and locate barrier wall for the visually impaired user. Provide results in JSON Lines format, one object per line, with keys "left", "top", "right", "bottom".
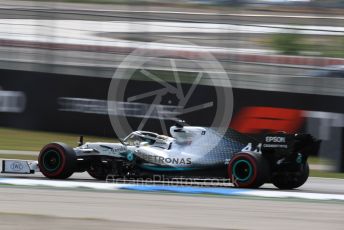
{"left": 1, "top": 69, "right": 344, "bottom": 170}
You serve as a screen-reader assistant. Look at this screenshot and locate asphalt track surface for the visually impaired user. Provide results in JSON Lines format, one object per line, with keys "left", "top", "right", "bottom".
{"left": 0, "top": 170, "right": 344, "bottom": 229}
{"left": 0, "top": 172, "right": 344, "bottom": 229}
{"left": 2, "top": 170, "right": 344, "bottom": 194}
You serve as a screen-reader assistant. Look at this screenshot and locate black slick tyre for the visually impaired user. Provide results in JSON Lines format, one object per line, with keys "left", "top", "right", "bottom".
{"left": 272, "top": 162, "right": 309, "bottom": 189}
{"left": 38, "top": 142, "right": 76, "bottom": 179}
{"left": 228, "top": 152, "right": 270, "bottom": 188}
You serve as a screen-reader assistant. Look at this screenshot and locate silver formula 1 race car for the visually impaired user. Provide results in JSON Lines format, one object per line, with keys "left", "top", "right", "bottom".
{"left": 2, "top": 122, "right": 320, "bottom": 189}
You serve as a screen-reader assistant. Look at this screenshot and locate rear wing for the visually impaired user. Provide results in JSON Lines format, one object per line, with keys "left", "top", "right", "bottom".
{"left": 261, "top": 133, "right": 321, "bottom": 161}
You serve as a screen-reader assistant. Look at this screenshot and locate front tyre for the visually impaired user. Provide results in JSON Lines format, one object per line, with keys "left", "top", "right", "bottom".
{"left": 38, "top": 142, "right": 76, "bottom": 179}
{"left": 228, "top": 152, "right": 270, "bottom": 188}
{"left": 272, "top": 162, "right": 309, "bottom": 189}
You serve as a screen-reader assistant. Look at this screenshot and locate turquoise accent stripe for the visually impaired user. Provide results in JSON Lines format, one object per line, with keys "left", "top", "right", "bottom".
{"left": 42, "top": 150, "right": 61, "bottom": 172}
{"left": 139, "top": 165, "right": 199, "bottom": 172}
{"left": 232, "top": 159, "right": 253, "bottom": 182}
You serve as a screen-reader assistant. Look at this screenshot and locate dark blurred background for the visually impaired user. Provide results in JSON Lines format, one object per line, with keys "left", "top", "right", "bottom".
{"left": 0, "top": 0, "right": 344, "bottom": 172}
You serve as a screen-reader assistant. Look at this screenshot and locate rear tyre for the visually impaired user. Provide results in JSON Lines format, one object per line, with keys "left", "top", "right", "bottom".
{"left": 38, "top": 142, "right": 76, "bottom": 179}
{"left": 228, "top": 152, "right": 270, "bottom": 188}
{"left": 272, "top": 162, "right": 309, "bottom": 189}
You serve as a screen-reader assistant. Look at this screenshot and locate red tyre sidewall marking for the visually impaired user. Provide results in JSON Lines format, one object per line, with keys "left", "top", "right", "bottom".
{"left": 39, "top": 144, "right": 66, "bottom": 177}
{"left": 228, "top": 153, "right": 258, "bottom": 188}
